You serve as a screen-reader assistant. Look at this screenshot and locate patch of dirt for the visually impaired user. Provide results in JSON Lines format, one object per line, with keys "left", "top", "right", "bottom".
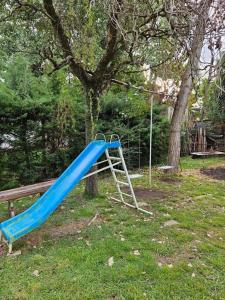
{"left": 50, "top": 219, "right": 88, "bottom": 237}
{"left": 123, "top": 187, "right": 167, "bottom": 201}
{"left": 19, "top": 214, "right": 104, "bottom": 247}
{"left": 0, "top": 244, "right": 4, "bottom": 256}
{"left": 21, "top": 229, "right": 45, "bottom": 247}
{"left": 156, "top": 242, "right": 201, "bottom": 266}
{"left": 156, "top": 250, "right": 199, "bottom": 265}
{"left": 200, "top": 167, "right": 225, "bottom": 181}
{"left": 50, "top": 214, "right": 103, "bottom": 237}
{"left": 182, "top": 168, "right": 205, "bottom": 179}
{"left": 49, "top": 220, "right": 87, "bottom": 237}
{"left": 160, "top": 177, "right": 182, "bottom": 184}
{"left": 163, "top": 220, "right": 179, "bottom": 227}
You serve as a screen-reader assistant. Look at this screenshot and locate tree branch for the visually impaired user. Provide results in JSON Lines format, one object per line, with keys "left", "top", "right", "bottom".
{"left": 47, "top": 59, "right": 69, "bottom": 75}
{"left": 15, "top": 0, "right": 53, "bottom": 20}
{"left": 42, "top": 0, "right": 90, "bottom": 85}
{"left": 93, "top": 0, "right": 123, "bottom": 78}
{"left": 85, "top": 70, "right": 172, "bottom": 97}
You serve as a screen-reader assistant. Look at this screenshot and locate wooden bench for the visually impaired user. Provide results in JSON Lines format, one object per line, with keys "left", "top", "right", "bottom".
{"left": 0, "top": 179, "right": 55, "bottom": 217}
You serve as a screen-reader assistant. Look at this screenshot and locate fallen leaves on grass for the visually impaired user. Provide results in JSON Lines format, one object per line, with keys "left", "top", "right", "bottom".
{"left": 158, "top": 262, "right": 162, "bottom": 267}
{"left": 85, "top": 240, "right": 91, "bottom": 247}
{"left": 108, "top": 256, "right": 114, "bottom": 267}
{"left": 163, "top": 220, "right": 179, "bottom": 227}
{"left": 133, "top": 250, "right": 140, "bottom": 256}
{"left": 32, "top": 270, "right": 39, "bottom": 277}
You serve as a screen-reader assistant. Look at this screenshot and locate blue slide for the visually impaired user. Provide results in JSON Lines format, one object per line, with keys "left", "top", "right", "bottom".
{"left": 0, "top": 140, "right": 121, "bottom": 244}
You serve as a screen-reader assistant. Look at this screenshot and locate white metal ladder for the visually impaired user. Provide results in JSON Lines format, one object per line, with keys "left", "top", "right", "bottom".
{"left": 105, "top": 136, "right": 153, "bottom": 215}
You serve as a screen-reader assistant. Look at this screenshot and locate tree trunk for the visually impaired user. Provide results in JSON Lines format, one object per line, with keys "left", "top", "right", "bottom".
{"left": 168, "top": 68, "right": 192, "bottom": 168}
{"left": 168, "top": 0, "right": 212, "bottom": 170}
{"left": 84, "top": 88, "right": 100, "bottom": 198}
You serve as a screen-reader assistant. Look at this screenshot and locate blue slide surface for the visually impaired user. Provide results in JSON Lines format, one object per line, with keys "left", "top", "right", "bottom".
{"left": 0, "top": 140, "right": 120, "bottom": 243}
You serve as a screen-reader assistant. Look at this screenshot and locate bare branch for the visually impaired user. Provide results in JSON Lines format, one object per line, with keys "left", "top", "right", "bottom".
{"left": 43, "top": 0, "right": 90, "bottom": 85}
{"left": 14, "top": 0, "right": 54, "bottom": 20}
{"left": 47, "top": 59, "right": 69, "bottom": 76}
{"left": 93, "top": 0, "right": 123, "bottom": 78}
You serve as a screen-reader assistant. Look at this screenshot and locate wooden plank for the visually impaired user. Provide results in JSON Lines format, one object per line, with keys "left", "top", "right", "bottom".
{"left": 158, "top": 166, "right": 174, "bottom": 170}
{"left": 191, "top": 151, "right": 225, "bottom": 159}
{"left": 158, "top": 166, "right": 175, "bottom": 173}
{"left": 0, "top": 179, "right": 55, "bottom": 202}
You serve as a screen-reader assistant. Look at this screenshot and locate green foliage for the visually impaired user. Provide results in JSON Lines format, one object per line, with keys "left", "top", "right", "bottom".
{"left": 0, "top": 54, "right": 85, "bottom": 189}
{"left": 0, "top": 158, "right": 225, "bottom": 299}
{"left": 204, "top": 55, "right": 225, "bottom": 123}
{"left": 99, "top": 87, "right": 169, "bottom": 167}
{"left": 0, "top": 54, "right": 169, "bottom": 189}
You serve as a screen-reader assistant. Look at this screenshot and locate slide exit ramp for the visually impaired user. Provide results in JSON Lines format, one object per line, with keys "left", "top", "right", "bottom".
{"left": 0, "top": 136, "right": 151, "bottom": 253}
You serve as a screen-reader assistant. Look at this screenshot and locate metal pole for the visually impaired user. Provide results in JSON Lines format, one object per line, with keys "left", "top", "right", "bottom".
{"left": 127, "top": 118, "right": 130, "bottom": 169}
{"left": 149, "top": 95, "right": 153, "bottom": 186}
{"left": 138, "top": 131, "right": 141, "bottom": 171}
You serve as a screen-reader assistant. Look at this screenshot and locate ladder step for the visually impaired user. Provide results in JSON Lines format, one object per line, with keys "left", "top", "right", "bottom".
{"left": 108, "top": 156, "right": 121, "bottom": 161}
{"left": 121, "top": 191, "right": 133, "bottom": 198}
{"left": 93, "top": 159, "right": 108, "bottom": 166}
{"left": 116, "top": 180, "right": 129, "bottom": 186}
{"left": 112, "top": 168, "right": 125, "bottom": 174}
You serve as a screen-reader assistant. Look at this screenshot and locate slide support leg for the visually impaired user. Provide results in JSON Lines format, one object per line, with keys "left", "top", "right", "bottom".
{"left": 8, "top": 243, "right": 13, "bottom": 255}
{"left": 8, "top": 201, "right": 15, "bottom": 217}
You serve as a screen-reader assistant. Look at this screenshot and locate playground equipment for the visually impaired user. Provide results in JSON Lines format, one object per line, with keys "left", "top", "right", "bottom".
{"left": 0, "top": 179, "right": 55, "bottom": 217}
{"left": 0, "top": 134, "right": 152, "bottom": 254}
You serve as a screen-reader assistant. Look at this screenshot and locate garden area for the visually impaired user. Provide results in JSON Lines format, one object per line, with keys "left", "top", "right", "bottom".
{"left": 0, "top": 157, "right": 225, "bottom": 299}
{"left": 0, "top": 1, "right": 225, "bottom": 299}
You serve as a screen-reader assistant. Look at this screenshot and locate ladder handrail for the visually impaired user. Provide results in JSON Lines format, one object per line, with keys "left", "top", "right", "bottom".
{"left": 110, "top": 134, "right": 120, "bottom": 143}
{"left": 95, "top": 133, "right": 106, "bottom": 141}
{"left": 106, "top": 145, "right": 153, "bottom": 215}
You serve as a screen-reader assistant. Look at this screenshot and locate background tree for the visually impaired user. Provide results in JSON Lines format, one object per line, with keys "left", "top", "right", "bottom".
{"left": 0, "top": 0, "right": 174, "bottom": 196}
{"left": 166, "top": 0, "right": 225, "bottom": 169}
{"left": 0, "top": 52, "right": 169, "bottom": 190}
{"left": 0, "top": 54, "right": 84, "bottom": 189}
{"left": 204, "top": 54, "right": 225, "bottom": 123}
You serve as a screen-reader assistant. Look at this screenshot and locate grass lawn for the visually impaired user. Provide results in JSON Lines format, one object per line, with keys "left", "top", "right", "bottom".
{"left": 0, "top": 157, "right": 225, "bottom": 300}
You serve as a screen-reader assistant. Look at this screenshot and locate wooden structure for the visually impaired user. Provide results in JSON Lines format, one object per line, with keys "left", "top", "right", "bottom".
{"left": 0, "top": 179, "right": 55, "bottom": 217}
{"left": 191, "top": 121, "right": 225, "bottom": 153}
{"left": 192, "top": 122, "right": 207, "bottom": 152}
{"left": 191, "top": 151, "right": 225, "bottom": 159}
{"left": 157, "top": 165, "right": 175, "bottom": 173}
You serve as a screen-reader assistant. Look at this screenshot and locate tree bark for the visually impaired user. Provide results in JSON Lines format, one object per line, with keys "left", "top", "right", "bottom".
{"left": 168, "top": 0, "right": 212, "bottom": 170}
{"left": 168, "top": 67, "right": 192, "bottom": 168}
{"left": 84, "top": 88, "right": 100, "bottom": 198}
